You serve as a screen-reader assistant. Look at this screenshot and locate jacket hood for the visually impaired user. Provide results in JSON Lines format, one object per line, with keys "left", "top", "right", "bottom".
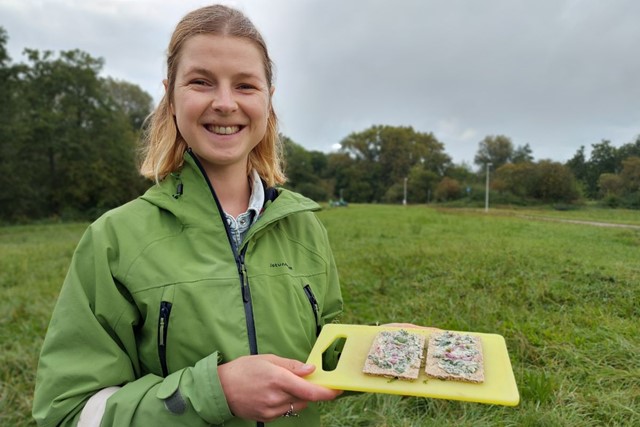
{"left": 140, "top": 151, "right": 321, "bottom": 229}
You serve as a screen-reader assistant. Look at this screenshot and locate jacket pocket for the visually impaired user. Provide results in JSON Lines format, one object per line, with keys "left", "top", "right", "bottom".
{"left": 158, "top": 301, "right": 173, "bottom": 377}
{"left": 303, "top": 284, "right": 321, "bottom": 337}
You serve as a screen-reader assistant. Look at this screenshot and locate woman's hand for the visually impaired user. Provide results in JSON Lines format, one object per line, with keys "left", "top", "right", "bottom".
{"left": 218, "top": 354, "right": 342, "bottom": 422}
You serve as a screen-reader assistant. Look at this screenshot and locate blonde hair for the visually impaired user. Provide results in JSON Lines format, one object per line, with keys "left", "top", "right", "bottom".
{"left": 139, "top": 5, "right": 286, "bottom": 186}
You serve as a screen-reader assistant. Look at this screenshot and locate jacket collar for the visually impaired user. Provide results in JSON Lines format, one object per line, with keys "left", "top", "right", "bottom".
{"left": 140, "top": 151, "right": 320, "bottom": 229}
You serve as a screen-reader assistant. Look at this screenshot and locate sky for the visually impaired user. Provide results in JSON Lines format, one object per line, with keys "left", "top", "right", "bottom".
{"left": 1, "top": 0, "right": 638, "bottom": 166}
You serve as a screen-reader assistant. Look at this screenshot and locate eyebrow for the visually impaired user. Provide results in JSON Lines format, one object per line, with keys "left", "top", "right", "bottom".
{"left": 182, "top": 67, "right": 265, "bottom": 82}
{"left": 183, "top": 67, "right": 211, "bottom": 77}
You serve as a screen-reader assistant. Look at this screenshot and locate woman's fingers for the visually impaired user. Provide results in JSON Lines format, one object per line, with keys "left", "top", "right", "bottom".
{"left": 218, "top": 354, "right": 341, "bottom": 422}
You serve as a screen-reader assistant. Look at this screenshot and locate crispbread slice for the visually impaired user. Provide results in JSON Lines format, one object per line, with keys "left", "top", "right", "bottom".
{"left": 362, "top": 329, "right": 426, "bottom": 380}
{"left": 425, "top": 331, "right": 484, "bottom": 383}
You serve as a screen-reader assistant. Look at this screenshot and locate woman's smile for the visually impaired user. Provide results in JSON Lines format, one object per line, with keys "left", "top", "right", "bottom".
{"left": 206, "top": 125, "right": 243, "bottom": 135}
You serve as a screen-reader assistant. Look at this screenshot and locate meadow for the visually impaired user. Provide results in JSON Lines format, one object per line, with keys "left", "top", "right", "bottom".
{"left": 1, "top": 205, "right": 638, "bottom": 426}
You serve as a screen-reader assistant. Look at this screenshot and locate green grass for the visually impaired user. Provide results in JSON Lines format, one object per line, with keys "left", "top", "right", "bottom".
{"left": 317, "top": 205, "right": 639, "bottom": 426}
{"left": 2, "top": 206, "right": 639, "bottom": 426}
{"left": 0, "top": 223, "right": 89, "bottom": 426}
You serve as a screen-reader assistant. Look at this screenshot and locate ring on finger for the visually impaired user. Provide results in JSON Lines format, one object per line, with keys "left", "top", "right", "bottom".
{"left": 282, "top": 402, "right": 299, "bottom": 418}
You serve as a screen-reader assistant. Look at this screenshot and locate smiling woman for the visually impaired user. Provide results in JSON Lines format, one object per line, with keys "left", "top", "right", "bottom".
{"left": 31, "top": 4, "right": 344, "bottom": 427}
{"left": 170, "top": 34, "right": 273, "bottom": 200}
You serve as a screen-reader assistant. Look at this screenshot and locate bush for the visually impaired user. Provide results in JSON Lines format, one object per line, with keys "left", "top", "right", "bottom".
{"left": 620, "top": 192, "right": 640, "bottom": 209}
{"left": 295, "top": 182, "right": 328, "bottom": 202}
{"left": 434, "top": 177, "right": 462, "bottom": 201}
{"left": 600, "top": 195, "right": 620, "bottom": 208}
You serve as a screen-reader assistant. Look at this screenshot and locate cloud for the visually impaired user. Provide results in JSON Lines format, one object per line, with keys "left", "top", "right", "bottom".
{"left": 1, "top": 0, "right": 638, "bottom": 164}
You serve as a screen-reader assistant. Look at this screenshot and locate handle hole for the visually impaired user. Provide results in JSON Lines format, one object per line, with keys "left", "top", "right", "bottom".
{"left": 321, "top": 336, "right": 347, "bottom": 372}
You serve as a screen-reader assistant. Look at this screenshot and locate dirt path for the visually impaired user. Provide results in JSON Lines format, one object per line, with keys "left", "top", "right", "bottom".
{"left": 435, "top": 207, "right": 640, "bottom": 230}
{"left": 516, "top": 215, "right": 640, "bottom": 230}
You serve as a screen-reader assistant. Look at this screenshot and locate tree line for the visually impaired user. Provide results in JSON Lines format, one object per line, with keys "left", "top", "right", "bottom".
{"left": 284, "top": 130, "right": 640, "bottom": 209}
{"left": 1, "top": 27, "right": 639, "bottom": 223}
{"left": 0, "top": 28, "right": 152, "bottom": 222}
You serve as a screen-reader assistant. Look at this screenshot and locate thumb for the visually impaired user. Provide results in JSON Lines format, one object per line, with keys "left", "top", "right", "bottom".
{"left": 291, "top": 362, "right": 316, "bottom": 377}
{"left": 266, "top": 354, "right": 316, "bottom": 376}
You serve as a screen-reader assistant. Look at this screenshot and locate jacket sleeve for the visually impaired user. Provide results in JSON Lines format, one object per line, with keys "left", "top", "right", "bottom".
{"left": 32, "top": 224, "right": 234, "bottom": 427}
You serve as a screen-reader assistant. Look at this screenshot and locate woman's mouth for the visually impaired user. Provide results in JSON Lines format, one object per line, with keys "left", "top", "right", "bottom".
{"left": 205, "top": 125, "right": 242, "bottom": 135}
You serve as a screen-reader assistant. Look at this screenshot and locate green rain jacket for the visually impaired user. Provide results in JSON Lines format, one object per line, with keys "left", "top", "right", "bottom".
{"left": 33, "top": 151, "right": 343, "bottom": 427}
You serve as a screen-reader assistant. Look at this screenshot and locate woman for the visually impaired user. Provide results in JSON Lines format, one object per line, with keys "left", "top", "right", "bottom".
{"left": 33, "top": 5, "right": 343, "bottom": 426}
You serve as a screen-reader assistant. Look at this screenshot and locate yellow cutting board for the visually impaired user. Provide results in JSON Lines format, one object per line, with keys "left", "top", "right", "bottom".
{"left": 305, "top": 324, "right": 519, "bottom": 406}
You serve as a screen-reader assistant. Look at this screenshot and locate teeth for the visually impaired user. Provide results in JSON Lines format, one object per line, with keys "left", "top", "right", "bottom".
{"left": 210, "top": 125, "right": 240, "bottom": 135}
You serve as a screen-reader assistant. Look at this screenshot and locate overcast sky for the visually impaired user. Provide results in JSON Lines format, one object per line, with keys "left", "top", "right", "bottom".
{"left": 1, "top": 0, "right": 638, "bottom": 165}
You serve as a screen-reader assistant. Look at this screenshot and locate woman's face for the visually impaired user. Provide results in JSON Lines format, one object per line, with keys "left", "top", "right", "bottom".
{"left": 170, "top": 34, "right": 272, "bottom": 177}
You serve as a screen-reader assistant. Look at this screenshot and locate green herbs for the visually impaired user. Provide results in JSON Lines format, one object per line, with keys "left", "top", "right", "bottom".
{"left": 366, "top": 329, "right": 424, "bottom": 375}
{"left": 431, "top": 331, "right": 481, "bottom": 376}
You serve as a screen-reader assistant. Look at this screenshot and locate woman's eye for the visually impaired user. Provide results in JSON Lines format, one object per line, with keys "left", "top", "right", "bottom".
{"left": 191, "top": 79, "right": 208, "bottom": 86}
{"left": 238, "top": 83, "right": 257, "bottom": 90}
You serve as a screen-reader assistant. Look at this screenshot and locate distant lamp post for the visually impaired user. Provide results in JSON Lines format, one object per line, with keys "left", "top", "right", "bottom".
{"left": 485, "top": 162, "right": 493, "bottom": 213}
{"left": 403, "top": 177, "right": 408, "bottom": 205}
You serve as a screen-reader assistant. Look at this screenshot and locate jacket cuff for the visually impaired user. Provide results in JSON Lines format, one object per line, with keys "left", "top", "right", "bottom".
{"left": 156, "top": 351, "right": 233, "bottom": 425}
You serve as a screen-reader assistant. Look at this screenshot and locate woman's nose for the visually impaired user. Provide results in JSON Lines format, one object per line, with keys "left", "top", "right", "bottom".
{"left": 211, "top": 87, "right": 238, "bottom": 113}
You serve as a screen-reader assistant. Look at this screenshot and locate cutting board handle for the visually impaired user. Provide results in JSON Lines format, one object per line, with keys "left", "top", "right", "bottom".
{"left": 307, "top": 324, "right": 349, "bottom": 371}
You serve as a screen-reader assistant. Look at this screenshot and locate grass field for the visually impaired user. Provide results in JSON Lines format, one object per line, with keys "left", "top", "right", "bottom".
{"left": 1, "top": 205, "right": 639, "bottom": 426}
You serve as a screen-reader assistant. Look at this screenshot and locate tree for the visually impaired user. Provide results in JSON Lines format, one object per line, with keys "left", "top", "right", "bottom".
{"left": 617, "top": 136, "right": 640, "bottom": 162}
{"left": 566, "top": 145, "right": 588, "bottom": 186}
{"left": 620, "top": 156, "right": 640, "bottom": 193}
{"left": 434, "top": 177, "right": 462, "bottom": 202}
{"left": 531, "top": 160, "right": 580, "bottom": 203}
{"left": 587, "top": 140, "right": 619, "bottom": 198}
{"left": 282, "top": 135, "right": 314, "bottom": 187}
{"left": 338, "top": 125, "right": 450, "bottom": 202}
{"left": 444, "top": 162, "right": 475, "bottom": 183}
{"left": 309, "top": 150, "right": 329, "bottom": 179}
{"left": 326, "top": 151, "right": 354, "bottom": 201}
{"left": 0, "top": 44, "right": 149, "bottom": 221}
{"left": 103, "top": 77, "right": 154, "bottom": 131}
{"left": 598, "top": 173, "right": 624, "bottom": 198}
{"left": 408, "top": 165, "right": 440, "bottom": 203}
{"left": 589, "top": 139, "right": 618, "bottom": 173}
{"left": 0, "top": 27, "right": 9, "bottom": 66}
{"left": 494, "top": 162, "right": 536, "bottom": 198}
{"left": 473, "top": 135, "right": 514, "bottom": 170}
{"left": 493, "top": 160, "right": 580, "bottom": 204}
{"left": 512, "top": 143, "right": 534, "bottom": 163}
{"left": 567, "top": 139, "right": 635, "bottom": 200}
{"left": 382, "top": 165, "right": 440, "bottom": 204}
{"left": 0, "top": 27, "right": 27, "bottom": 220}
{"left": 281, "top": 135, "right": 329, "bottom": 201}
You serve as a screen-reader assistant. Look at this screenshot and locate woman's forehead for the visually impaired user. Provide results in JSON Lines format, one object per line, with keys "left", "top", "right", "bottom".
{"left": 176, "top": 34, "right": 268, "bottom": 80}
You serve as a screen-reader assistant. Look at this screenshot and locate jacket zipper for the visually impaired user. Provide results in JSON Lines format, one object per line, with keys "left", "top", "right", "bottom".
{"left": 187, "top": 150, "right": 268, "bottom": 427}
{"left": 239, "top": 248, "right": 258, "bottom": 355}
{"left": 158, "top": 301, "right": 173, "bottom": 377}
{"left": 303, "top": 284, "right": 322, "bottom": 337}
{"left": 186, "top": 149, "right": 259, "bottom": 356}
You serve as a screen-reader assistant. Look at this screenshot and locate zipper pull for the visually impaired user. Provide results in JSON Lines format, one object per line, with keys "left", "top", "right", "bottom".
{"left": 159, "top": 317, "right": 165, "bottom": 346}
{"left": 241, "top": 273, "right": 250, "bottom": 302}
{"left": 159, "top": 302, "right": 171, "bottom": 346}
{"left": 239, "top": 254, "right": 250, "bottom": 303}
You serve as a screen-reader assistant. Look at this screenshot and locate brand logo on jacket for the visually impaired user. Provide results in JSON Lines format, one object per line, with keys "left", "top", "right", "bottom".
{"left": 270, "top": 262, "right": 293, "bottom": 270}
